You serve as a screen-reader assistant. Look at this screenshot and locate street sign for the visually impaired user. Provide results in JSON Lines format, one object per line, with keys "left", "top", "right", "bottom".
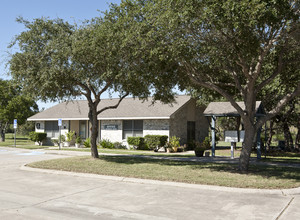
{"left": 58, "top": 119, "right": 62, "bottom": 127}
{"left": 13, "top": 119, "right": 17, "bottom": 129}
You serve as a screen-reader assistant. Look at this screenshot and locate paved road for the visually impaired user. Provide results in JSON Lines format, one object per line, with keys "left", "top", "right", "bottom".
{"left": 0, "top": 147, "right": 299, "bottom": 220}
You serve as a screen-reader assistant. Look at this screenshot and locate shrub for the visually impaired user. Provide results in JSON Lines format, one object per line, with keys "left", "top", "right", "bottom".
{"left": 144, "top": 135, "right": 168, "bottom": 150}
{"left": 99, "top": 139, "right": 114, "bottom": 149}
{"left": 113, "top": 142, "right": 127, "bottom": 149}
{"left": 28, "top": 132, "right": 47, "bottom": 145}
{"left": 83, "top": 138, "right": 91, "bottom": 148}
{"left": 58, "top": 135, "right": 66, "bottom": 142}
{"left": 167, "top": 136, "right": 180, "bottom": 152}
{"left": 127, "top": 137, "right": 149, "bottom": 150}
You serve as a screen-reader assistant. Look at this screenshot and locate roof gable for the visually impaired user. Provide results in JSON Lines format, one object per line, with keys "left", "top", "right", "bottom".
{"left": 203, "top": 101, "right": 264, "bottom": 117}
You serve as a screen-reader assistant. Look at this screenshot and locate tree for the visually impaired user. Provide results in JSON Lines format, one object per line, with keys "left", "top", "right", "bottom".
{"left": 123, "top": 0, "right": 299, "bottom": 171}
{"left": 9, "top": 14, "right": 175, "bottom": 158}
{"left": 0, "top": 79, "right": 38, "bottom": 141}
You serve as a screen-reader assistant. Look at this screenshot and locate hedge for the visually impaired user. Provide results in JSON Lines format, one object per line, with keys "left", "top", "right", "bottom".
{"left": 144, "top": 135, "right": 168, "bottom": 150}
{"left": 127, "top": 137, "right": 148, "bottom": 150}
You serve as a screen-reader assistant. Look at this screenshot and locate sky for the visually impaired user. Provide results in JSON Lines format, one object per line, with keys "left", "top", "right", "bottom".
{"left": 0, "top": 0, "right": 121, "bottom": 110}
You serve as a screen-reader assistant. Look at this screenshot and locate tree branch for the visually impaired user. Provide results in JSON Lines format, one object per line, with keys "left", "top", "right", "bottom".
{"left": 96, "top": 92, "right": 129, "bottom": 115}
{"left": 256, "top": 82, "right": 300, "bottom": 128}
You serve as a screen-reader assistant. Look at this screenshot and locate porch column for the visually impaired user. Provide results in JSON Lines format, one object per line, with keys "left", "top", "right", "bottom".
{"left": 211, "top": 116, "right": 216, "bottom": 157}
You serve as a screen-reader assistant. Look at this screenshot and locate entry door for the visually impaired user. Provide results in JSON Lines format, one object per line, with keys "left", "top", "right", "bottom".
{"left": 187, "top": 121, "right": 196, "bottom": 142}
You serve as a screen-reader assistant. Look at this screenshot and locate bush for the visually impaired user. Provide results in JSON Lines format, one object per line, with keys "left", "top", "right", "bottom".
{"left": 144, "top": 135, "right": 168, "bottom": 150}
{"left": 127, "top": 137, "right": 148, "bottom": 150}
{"left": 113, "top": 142, "right": 127, "bottom": 149}
{"left": 28, "top": 131, "right": 47, "bottom": 145}
{"left": 99, "top": 139, "right": 114, "bottom": 149}
{"left": 167, "top": 136, "right": 180, "bottom": 152}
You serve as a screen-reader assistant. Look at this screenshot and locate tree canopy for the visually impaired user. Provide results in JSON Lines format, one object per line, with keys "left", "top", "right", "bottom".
{"left": 9, "top": 12, "right": 177, "bottom": 157}
{"left": 115, "top": 0, "right": 300, "bottom": 171}
{"left": 0, "top": 79, "right": 38, "bottom": 141}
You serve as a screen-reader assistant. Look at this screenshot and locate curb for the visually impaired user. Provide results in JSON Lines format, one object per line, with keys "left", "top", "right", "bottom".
{"left": 21, "top": 164, "right": 300, "bottom": 196}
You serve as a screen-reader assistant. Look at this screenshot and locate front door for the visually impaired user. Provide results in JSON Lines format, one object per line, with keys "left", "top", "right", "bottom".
{"left": 187, "top": 121, "right": 196, "bottom": 142}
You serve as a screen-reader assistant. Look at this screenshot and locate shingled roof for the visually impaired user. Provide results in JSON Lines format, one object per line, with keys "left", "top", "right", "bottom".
{"left": 203, "top": 101, "right": 264, "bottom": 117}
{"left": 28, "top": 95, "right": 192, "bottom": 121}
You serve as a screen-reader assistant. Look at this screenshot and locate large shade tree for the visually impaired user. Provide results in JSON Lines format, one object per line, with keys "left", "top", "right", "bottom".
{"left": 9, "top": 13, "right": 176, "bottom": 157}
{"left": 0, "top": 79, "right": 38, "bottom": 142}
{"left": 117, "top": 0, "right": 300, "bottom": 171}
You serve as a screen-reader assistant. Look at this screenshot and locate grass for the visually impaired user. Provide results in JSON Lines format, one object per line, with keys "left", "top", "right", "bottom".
{"left": 0, "top": 134, "right": 49, "bottom": 149}
{"left": 27, "top": 155, "right": 300, "bottom": 189}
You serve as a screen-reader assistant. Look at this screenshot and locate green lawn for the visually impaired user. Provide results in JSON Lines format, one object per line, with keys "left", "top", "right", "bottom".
{"left": 27, "top": 155, "right": 300, "bottom": 189}
{"left": 0, "top": 134, "right": 49, "bottom": 149}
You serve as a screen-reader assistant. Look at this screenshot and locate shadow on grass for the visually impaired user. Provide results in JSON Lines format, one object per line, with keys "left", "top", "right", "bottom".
{"left": 98, "top": 155, "right": 300, "bottom": 182}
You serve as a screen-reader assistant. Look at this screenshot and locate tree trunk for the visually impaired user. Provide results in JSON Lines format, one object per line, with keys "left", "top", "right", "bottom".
{"left": 88, "top": 104, "right": 99, "bottom": 159}
{"left": 238, "top": 122, "right": 257, "bottom": 172}
{"left": 0, "top": 129, "right": 5, "bottom": 142}
{"left": 295, "top": 119, "right": 300, "bottom": 150}
{"left": 283, "top": 121, "right": 293, "bottom": 151}
{"left": 0, "top": 122, "right": 7, "bottom": 142}
{"left": 266, "top": 120, "right": 274, "bottom": 151}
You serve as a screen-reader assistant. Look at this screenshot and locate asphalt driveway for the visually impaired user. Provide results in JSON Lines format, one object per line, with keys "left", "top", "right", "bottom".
{"left": 0, "top": 147, "right": 299, "bottom": 220}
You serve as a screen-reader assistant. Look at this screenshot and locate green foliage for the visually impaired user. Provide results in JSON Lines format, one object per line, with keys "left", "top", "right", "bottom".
{"left": 28, "top": 131, "right": 47, "bottom": 145}
{"left": 75, "top": 136, "right": 82, "bottom": 144}
{"left": 127, "top": 137, "right": 147, "bottom": 150}
{"left": 144, "top": 135, "right": 168, "bottom": 150}
{"left": 66, "top": 130, "right": 75, "bottom": 142}
{"left": 17, "top": 121, "right": 35, "bottom": 136}
{"left": 58, "top": 135, "right": 66, "bottom": 142}
{"left": 0, "top": 79, "right": 38, "bottom": 141}
{"left": 83, "top": 138, "right": 91, "bottom": 148}
{"left": 99, "top": 139, "right": 115, "bottom": 149}
{"left": 167, "top": 136, "right": 180, "bottom": 152}
{"left": 113, "top": 142, "right": 127, "bottom": 149}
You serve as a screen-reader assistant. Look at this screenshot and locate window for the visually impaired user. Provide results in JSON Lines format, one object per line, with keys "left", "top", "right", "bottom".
{"left": 79, "top": 121, "right": 87, "bottom": 139}
{"left": 36, "top": 123, "right": 40, "bottom": 129}
{"left": 45, "top": 121, "right": 59, "bottom": 138}
{"left": 123, "top": 120, "right": 143, "bottom": 139}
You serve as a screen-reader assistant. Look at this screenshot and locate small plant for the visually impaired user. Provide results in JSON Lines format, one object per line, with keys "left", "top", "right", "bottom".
{"left": 83, "top": 138, "right": 91, "bottom": 148}
{"left": 168, "top": 136, "right": 180, "bottom": 152}
{"left": 66, "top": 130, "right": 75, "bottom": 142}
{"left": 99, "top": 139, "right": 114, "bottom": 149}
{"left": 58, "top": 134, "right": 66, "bottom": 143}
{"left": 75, "top": 136, "right": 82, "bottom": 144}
{"left": 75, "top": 136, "right": 82, "bottom": 148}
{"left": 113, "top": 142, "right": 127, "bottom": 149}
{"left": 52, "top": 138, "right": 59, "bottom": 146}
{"left": 194, "top": 137, "right": 211, "bottom": 157}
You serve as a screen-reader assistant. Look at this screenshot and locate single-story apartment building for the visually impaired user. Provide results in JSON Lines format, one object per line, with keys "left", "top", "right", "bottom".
{"left": 28, "top": 95, "right": 209, "bottom": 146}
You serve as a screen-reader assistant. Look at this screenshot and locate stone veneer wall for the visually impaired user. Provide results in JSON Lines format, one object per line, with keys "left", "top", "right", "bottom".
{"left": 170, "top": 100, "right": 209, "bottom": 145}
{"left": 195, "top": 106, "right": 209, "bottom": 142}
{"left": 143, "top": 119, "right": 170, "bottom": 137}
{"left": 100, "top": 120, "right": 123, "bottom": 143}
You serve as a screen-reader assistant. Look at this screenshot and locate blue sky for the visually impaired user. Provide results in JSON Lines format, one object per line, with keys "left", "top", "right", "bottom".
{"left": 0, "top": 0, "right": 121, "bottom": 109}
